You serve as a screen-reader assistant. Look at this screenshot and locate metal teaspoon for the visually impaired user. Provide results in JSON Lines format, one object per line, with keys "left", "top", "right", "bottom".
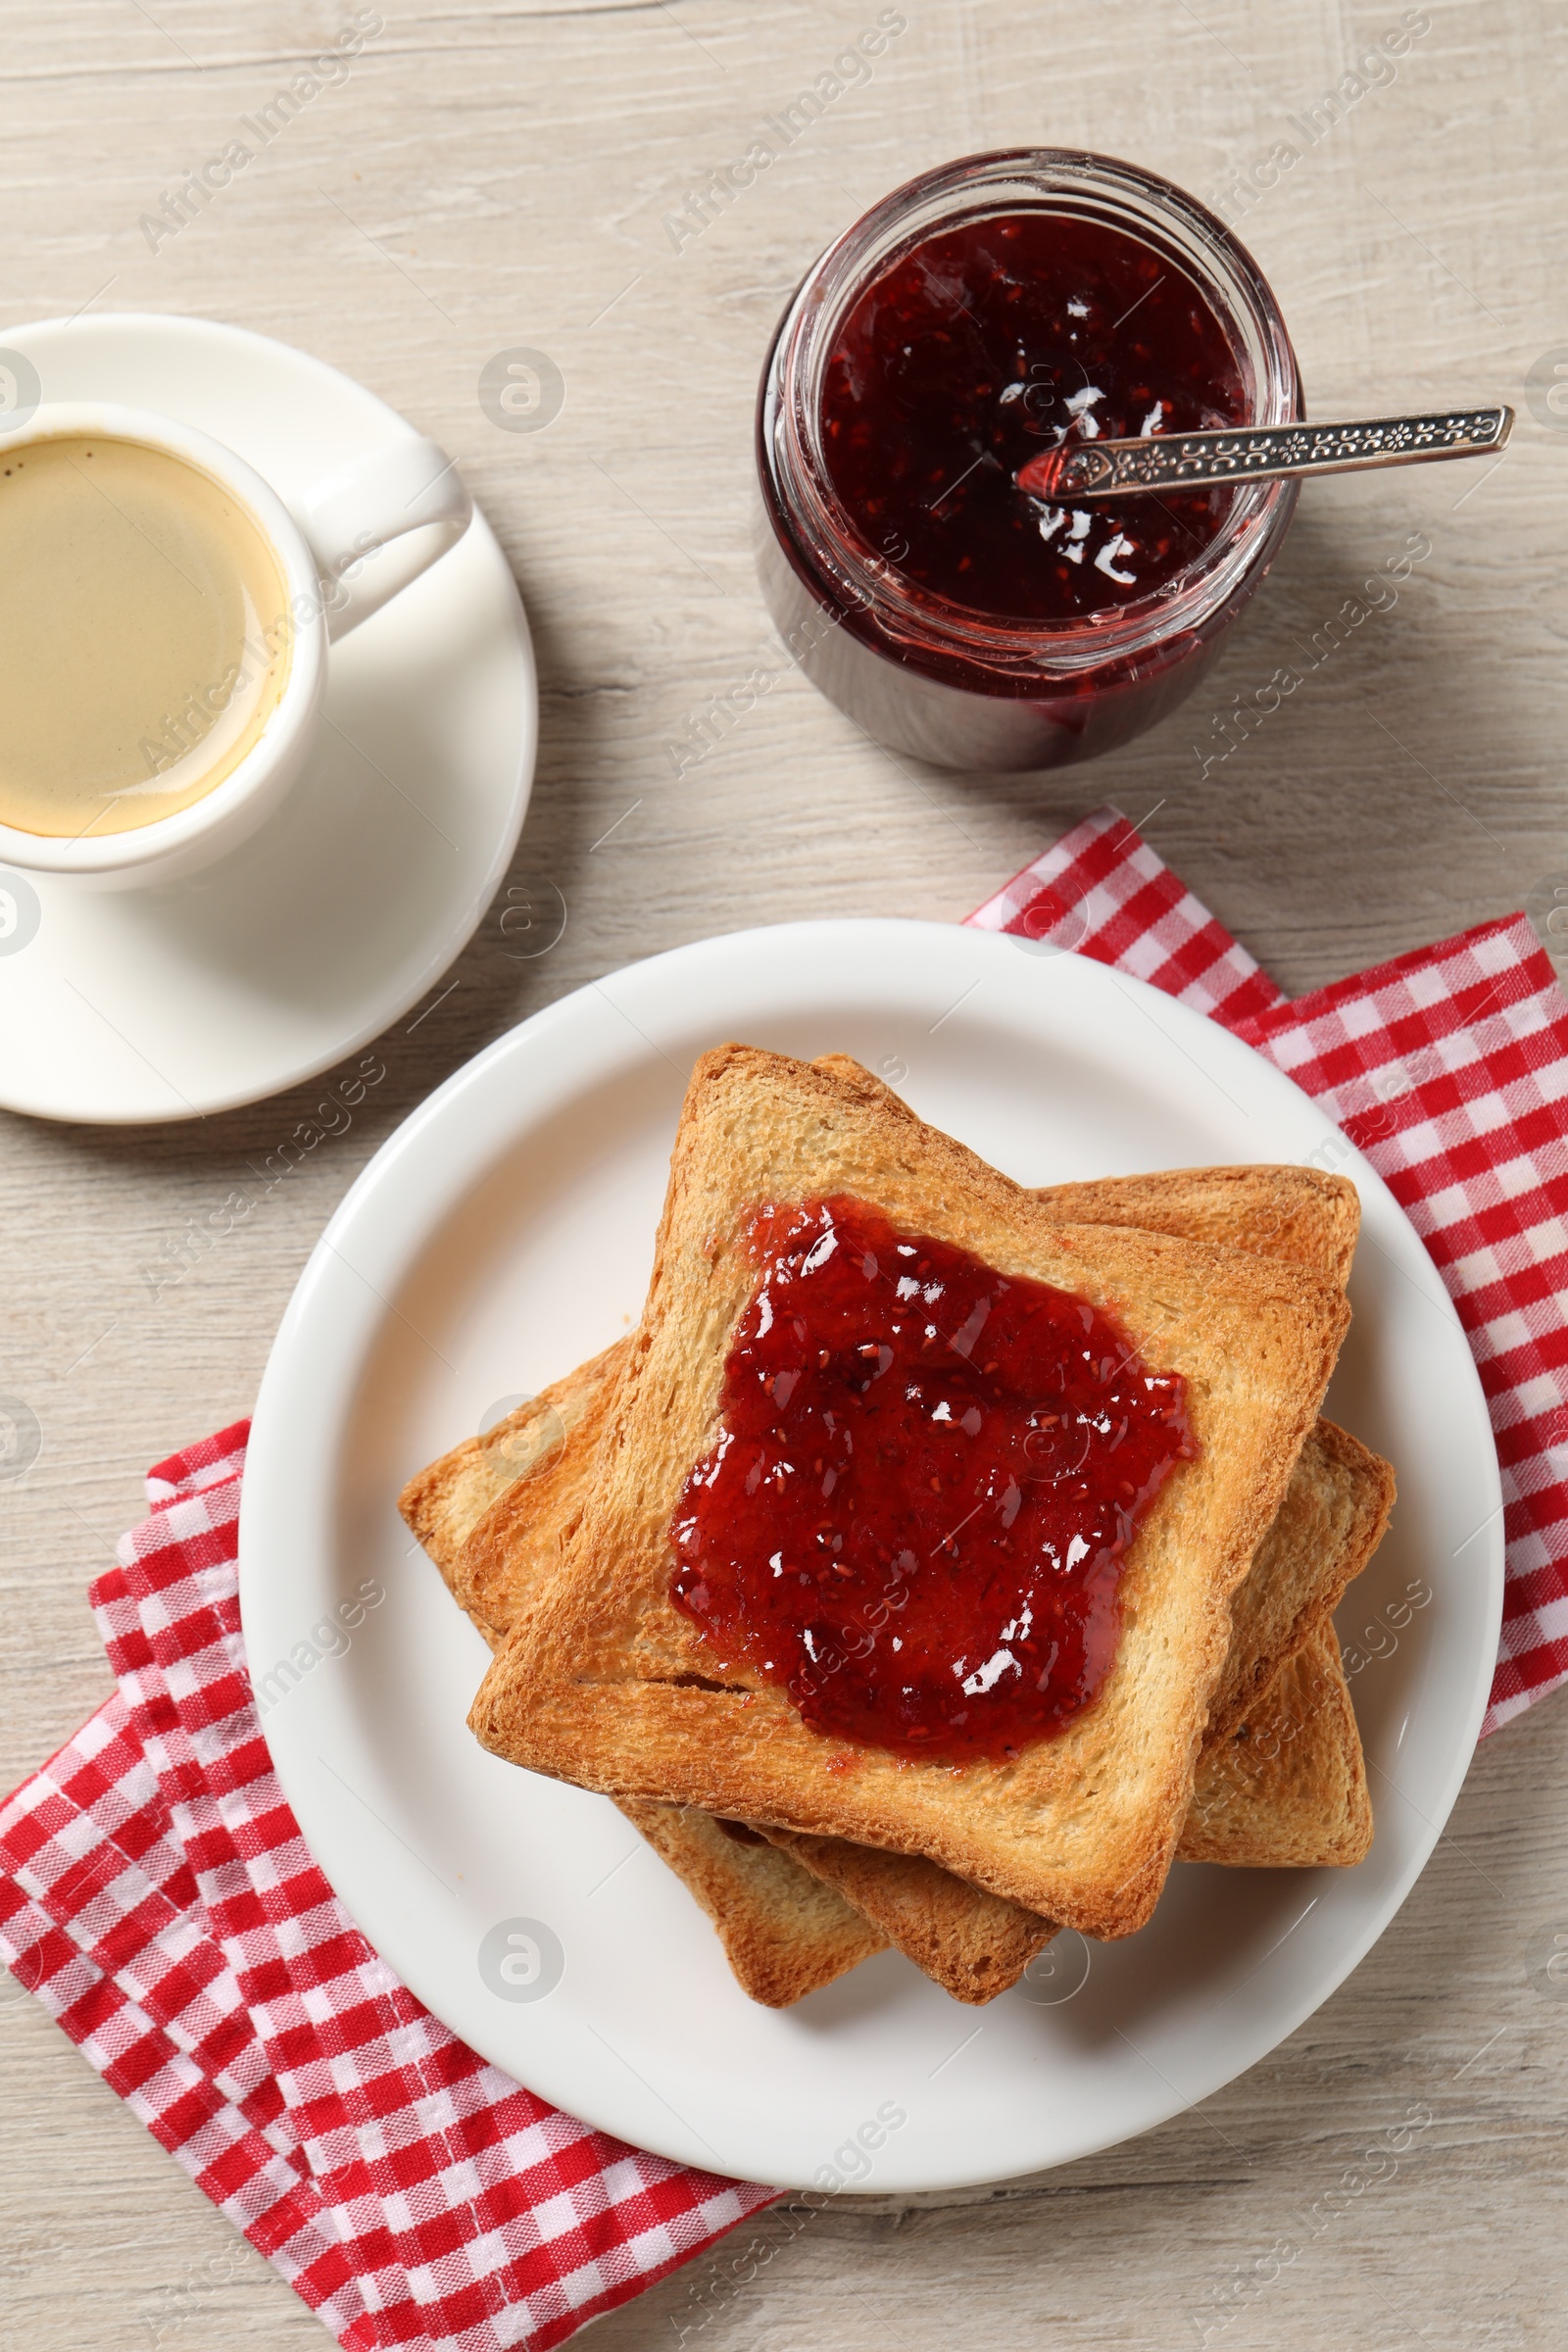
{"left": 1015, "top": 404, "right": 1513, "bottom": 502}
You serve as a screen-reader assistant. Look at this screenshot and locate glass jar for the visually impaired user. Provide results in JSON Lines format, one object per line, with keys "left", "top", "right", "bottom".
{"left": 756, "top": 149, "right": 1302, "bottom": 773}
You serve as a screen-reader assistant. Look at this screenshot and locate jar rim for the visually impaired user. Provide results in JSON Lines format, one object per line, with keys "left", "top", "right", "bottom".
{"left": 760, "top": 147, "right": 1302, "bottom": 675}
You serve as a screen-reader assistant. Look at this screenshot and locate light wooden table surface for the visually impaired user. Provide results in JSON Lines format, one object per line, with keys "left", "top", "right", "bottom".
{"left": 2, "top": 2, "right": 1565, "bottom": 2345}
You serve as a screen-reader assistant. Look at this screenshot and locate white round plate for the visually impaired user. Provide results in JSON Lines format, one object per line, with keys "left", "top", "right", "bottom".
{"left": 0, "top": 315, "right": 536, "bottom": 1123}
{"left": 240, "top": 922, "right": 1502, "bottom": 2192}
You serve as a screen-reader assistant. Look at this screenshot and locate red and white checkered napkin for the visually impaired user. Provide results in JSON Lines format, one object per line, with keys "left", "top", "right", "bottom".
{"left": 4, "top": 803, "right": 1566, "bottom": 2350}
{"left": 0, "top": 1424, "right": 773, "bottom": 2352}
{"left": 968, "top": 803, "right": 1568, "bottom": 1737}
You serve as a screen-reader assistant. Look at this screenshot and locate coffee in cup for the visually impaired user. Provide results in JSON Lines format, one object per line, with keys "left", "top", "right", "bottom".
{"left": 0, "top": 432, "right": 292, "bottom": 838}
{"left": 0, "top": 400, "right": 472, "bottom": 888}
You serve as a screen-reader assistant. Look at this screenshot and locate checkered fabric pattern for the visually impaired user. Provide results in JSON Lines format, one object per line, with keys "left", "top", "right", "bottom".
{"left": 969, "top": 803, "right": 1568, "bottom": 1735}
{"left": 0, "top": 1424, "right": 772, "bottom": 2352}
{"left": 3, "top": 802, "right": 1564, "bottom": 2348}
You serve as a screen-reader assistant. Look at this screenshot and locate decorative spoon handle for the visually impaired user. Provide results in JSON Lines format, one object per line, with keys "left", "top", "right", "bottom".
{"left": 1017, "top": 405, "right": 1513, "bottom": 502}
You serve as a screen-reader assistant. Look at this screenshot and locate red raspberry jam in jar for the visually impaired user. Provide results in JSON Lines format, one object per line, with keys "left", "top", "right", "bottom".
{"left": 757, "top": 150, "right": 1301, "bottom": 772}
{"left": 668, "top": 1196, "right": 1198, "bottom": 1762}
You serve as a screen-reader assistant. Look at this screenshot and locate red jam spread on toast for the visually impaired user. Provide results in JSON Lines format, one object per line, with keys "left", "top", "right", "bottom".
{"left": 669, "top": 1195, "right": 1197, "bottom": 1760}
{"left": 819, "top": 210, "right": 1246, "bottom": 623}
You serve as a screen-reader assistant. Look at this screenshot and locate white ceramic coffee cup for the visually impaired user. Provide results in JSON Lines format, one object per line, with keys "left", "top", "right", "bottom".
{"left": 0, "top": 402, "right": 472, "bottom": 889}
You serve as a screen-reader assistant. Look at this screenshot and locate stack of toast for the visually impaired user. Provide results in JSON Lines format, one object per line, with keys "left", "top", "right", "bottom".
{"left": 400, "top": 1047, "right": 1395, "bottom": 2006}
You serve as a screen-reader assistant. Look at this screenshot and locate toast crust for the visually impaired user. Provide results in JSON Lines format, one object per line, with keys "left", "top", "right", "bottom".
{"left": 763, "top": 1831, "right": 1054, "bottom": 2002}
{"left": 620, "top": 1800, "right": 887, "bottom": 2003}
{"left": 1208, "top": 1417, "right": 1394, "bottom": 1744}
{"left": 1030, "top": 1164, "right": 1360, "bottom": 1291}
{"left": 468, "top": 1046, "right": 1351, "bottom": 1937}
{"left": 396, "top": 1337, "right": 629, "bottom": 1617}
{"left": 1180, "top": 1621, "right": 1373, "bottom": 1867}
{"left": 454, "top": 1339, "right": 634, "bottom": 1642}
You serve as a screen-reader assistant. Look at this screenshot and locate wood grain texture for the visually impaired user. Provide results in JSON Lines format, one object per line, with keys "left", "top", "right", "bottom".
{"left": 0, "top": 1, "right": 1564, "bottom": 2344}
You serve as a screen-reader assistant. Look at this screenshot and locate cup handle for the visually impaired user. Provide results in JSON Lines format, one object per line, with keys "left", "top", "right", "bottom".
{"left": 296, "top": 436, "right": 472, "bottom": 640}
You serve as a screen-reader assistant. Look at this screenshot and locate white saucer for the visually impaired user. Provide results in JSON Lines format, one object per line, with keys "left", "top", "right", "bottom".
{"left": 0, "top": 315, "right": 536, "bottom": 1124}
{"left": 241, "top": 923, "right": 1503, "bottom": 2192}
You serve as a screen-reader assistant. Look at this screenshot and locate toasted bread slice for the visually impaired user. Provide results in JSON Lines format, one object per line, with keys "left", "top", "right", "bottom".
{"left": 409, "top": 1159, "right": 1380, "bottom": 1997}
{"left": 616, "top": 1800, "right": 888, "bottom": 2003}
{"left": 760, "top": 1829, "right": 1054, "bottom": 1998}
{"left": 446, "top": 1387, "right": 1389, "bottom": 1994}
{"left": 453, "top": 1340, "right": 634, "bottom": 1644}
{"left": 1180, "top": 1620, "right": 1373, "bottom": 1867}
{"left": 396, "top": 1342, "right": 886, "bottom": 2005}
{"left": 1207, "top": 1417, "right": 1393, "bottom": 1743}
{"left": 397, "top": 1338, "right": 630, "bottom": 1634}
{"left": 468, "top": 1046, "right": 1350, "bottom": 1937}
{"left": 1006, "top": 1164, "right": 1355, "bottom": 1288}
{"left": 448, "top": 1159, "right": 1379, "bottom": 1990}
